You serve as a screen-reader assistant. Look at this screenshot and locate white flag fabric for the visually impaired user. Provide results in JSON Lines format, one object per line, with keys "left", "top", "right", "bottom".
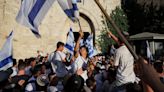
{"left": 16, "top": 0, "right": 56, "bottom": 37}
{"left": 65, "top": 28, "right": 75, "bottom": 55}
{"left": 85, "top": 34, "right": 94, "bottom": 58}
{"left": 57, "top": 0, "right": 79, "bottom": 21}
{"left": 146, "top": 41, "right": 153, "bottom": 61}
{"left": 0, "top": 31, "right": 14, "bottom": 71}
{"left": 80, "top": 39, "right": 84, "bottom": 46}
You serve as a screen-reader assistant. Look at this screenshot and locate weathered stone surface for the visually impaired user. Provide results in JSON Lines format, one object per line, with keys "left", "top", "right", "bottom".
{"left": 0, "top": 0, "right": 120, "bottom": 59}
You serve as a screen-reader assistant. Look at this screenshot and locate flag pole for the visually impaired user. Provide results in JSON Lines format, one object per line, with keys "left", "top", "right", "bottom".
{"left": 94, "top": 0, "right": 138, "bottom": 60}
{"left": 78, "top": 19, "right": 82, "bottom": 31}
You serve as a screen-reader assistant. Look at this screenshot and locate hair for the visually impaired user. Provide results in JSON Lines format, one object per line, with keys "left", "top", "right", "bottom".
{"left": 121, "top": 0, "right": 164, "bottom": 34}
{"left": 29, "top": 57, "right": 36, "bottom": 62}
{"left": 31, "top": 64, "right": 42, "bottom": 75}
{"left": 12, "top": 58, "right": 17, "bottom": 66}
{"left": 86, "top": 77, "right": 95, "bottom": 88}
{"left": 18, "top": 62, "right": 26, "bottom": 70}
{"left": 64, "top": 74, "right": 84, "bottom": 92}
{"left": 57, "top": 41, "right": 64, "bottom": 48}
{"left": 25, "top": 58, "right": 31, "bottom": 66}
{"left": 80, "top": 45, "right": 89, "bottom": 57}
{"left": 153, "top": 61, "right": 163, "bottom": 73}
{"left": 18, "top": 59, "right": 24, "bottom": 65}
{"left": 80, "top": 45, "right": 89, "bottom": 52}
{"left": 39, "top": 56, "right": 44, "bottom": 62}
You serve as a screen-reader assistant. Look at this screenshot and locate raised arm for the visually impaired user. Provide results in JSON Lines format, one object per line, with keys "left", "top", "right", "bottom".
{"left": 136, "top": 57, "right": 164, "bottom": 92}
{"left": 74, "top": 31, "right": 84, "bottom": 58}
{"left": 108, "top": 31, "right": 120, "bottom": 45}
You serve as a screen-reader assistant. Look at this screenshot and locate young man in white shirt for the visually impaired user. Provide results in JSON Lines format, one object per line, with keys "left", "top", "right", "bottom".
{"left": 73, "top": 31, "right": 89, "bottom": 81}
{"left": 108, "top": 31, "right": 136, "bottom": 87}
{"left": 50, "top": 42, "right": 68, "bottom": 78}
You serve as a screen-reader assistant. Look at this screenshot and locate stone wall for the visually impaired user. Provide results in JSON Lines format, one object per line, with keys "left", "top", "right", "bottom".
{"left": 0, "top": 0, "right": 120, "bottom": 59}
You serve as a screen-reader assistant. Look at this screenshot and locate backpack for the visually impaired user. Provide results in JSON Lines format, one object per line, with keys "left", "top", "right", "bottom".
{"left": 11, "top": 75, "right": 29, "bottom": 92}
{"left": 27, "top": 80, "right": 47, "bottom": 92}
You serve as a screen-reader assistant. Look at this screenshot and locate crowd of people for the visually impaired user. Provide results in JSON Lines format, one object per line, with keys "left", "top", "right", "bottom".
{"left": 0, "top": 31, "right": 164, "bottom": 92}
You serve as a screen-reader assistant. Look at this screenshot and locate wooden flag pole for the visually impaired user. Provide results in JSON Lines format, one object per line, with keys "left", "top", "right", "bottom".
{"left": 78, "top": 19, "right": 82, "bottom": 31}
{"left": 94, "top": 0, "right": 138, "bottom": 60}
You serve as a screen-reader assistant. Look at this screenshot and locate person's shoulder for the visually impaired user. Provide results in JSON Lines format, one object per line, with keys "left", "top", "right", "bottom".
{"left": 75, "top": 55, "right": 81, "bottom": 62}
{"left": 25, "top": 83, "right": 34, "bottom": 91}
{"left": 20, "top": 75, "right": 30, "bottom": 80}
{"left": 117, "top": 45, "right": 128, "bottom": 52}
{"left": 28, "top": 76, "right": 36, "bottom": 82}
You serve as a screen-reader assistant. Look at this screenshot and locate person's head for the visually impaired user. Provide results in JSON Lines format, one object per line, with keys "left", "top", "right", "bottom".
{"left": 18, "top": 62, "right": 26, "bottom": 71}
{"left": 18, "top": 59, "right": 24, "bottom": 65}
{"left": 12, "top": 58, "right": 17, "bottom": 67}
{"left": 79, "top": 45, "right": 88, "bottom": 58}
{"left": 39, "top": 56, "right": 44, "bottom": 63}
{"left": 31, "top": 64, "right": 41, "bottom": 77}
{"left": 56, "top": 41, "right": 65, "bottom": 51}
{"left": 30, "top": 57, "right": 36, "bottom": 67}
{"left": 86, "top": 77, "right": 96, "bottom": 91}
{"left": 153, "top": 61, "right": 163, "bottom": 74}
{"left": 64, "top": 74, "right": 84, "bottom": 92}
{"left": 40, "top": 63, "right": 46, "bottom": 74}
{"left": 25, "top": 58, "right": 31, "bottom": 67}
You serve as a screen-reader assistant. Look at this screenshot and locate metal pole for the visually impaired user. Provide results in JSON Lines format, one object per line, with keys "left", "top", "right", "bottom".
{"left": 94, "top": 0, "right": 138, "bottom": 60}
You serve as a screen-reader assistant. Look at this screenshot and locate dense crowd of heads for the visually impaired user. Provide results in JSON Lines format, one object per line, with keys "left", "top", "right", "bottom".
{"left": 0, "top": 47, "right": 163, "bottom": 92}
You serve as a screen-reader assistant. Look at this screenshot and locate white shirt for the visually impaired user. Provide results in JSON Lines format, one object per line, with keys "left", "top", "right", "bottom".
{"left": 114, "top": 45, "right": 136, "bottom": 86}
{"left": 25, "top": 76, "right": 36, "bottom": 92}
{"left": 52, "top": 51, "right": 68, "bottom": 77}
{"left": 74, "top": 55, "right": 88, "bottom": 81}
{"left": 10, "top": 67, "right": 18, "bottom": 77}
{"left": 47, "top": 86, "right": 58, "bottom": 92}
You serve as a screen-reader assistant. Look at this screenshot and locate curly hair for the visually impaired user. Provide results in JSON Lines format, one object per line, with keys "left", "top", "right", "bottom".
{"left": 121, "top": 0, "right": 164, "bottom": 34}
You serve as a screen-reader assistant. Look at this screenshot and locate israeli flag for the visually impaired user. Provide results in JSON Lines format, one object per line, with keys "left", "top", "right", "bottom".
{"left": 77, "top": 0, "right": 81, "bottom": 2}
{"left": 65, "top": 28, "right": 75, "bottom": 55}
{"left": 16, "top": 0, "right": 56, "bottom": 37}
{"left": 85, "top": 34, "right": 94, "bottom": 58}
{"left": 0, "top": 31, "right": 14, "bottom": 71}
{"left": 146, "top": 41, "right": 153, "bottom": 61}
{"left": 57, "top": 0, "right": 79, "bottom": 21}
{"left": 80, "top": 39, "right": 84, "bottom": 46}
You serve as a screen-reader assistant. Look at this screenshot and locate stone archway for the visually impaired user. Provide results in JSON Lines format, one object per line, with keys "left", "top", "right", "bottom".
{"left": 71, "top": 12, "right": 95, "bottom": 45}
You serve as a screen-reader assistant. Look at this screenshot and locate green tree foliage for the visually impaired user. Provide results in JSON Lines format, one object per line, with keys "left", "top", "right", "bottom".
{"left": 97, "top": 7, "right": 129, "bottom": 53}
{"left": 121, "top": 0, "right": 164, "bottom": 34}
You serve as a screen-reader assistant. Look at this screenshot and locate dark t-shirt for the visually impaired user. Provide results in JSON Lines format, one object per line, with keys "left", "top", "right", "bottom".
{"left": 11, "top": 75, "right": 29, "bottom": 92}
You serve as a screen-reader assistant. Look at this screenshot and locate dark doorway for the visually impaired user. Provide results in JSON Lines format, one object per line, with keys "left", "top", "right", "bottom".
{"left": 73, "top": 32, "right": 90, "bottom": 42}
{"left": 79, "top": 13, "right": 95, "bottom": 45}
